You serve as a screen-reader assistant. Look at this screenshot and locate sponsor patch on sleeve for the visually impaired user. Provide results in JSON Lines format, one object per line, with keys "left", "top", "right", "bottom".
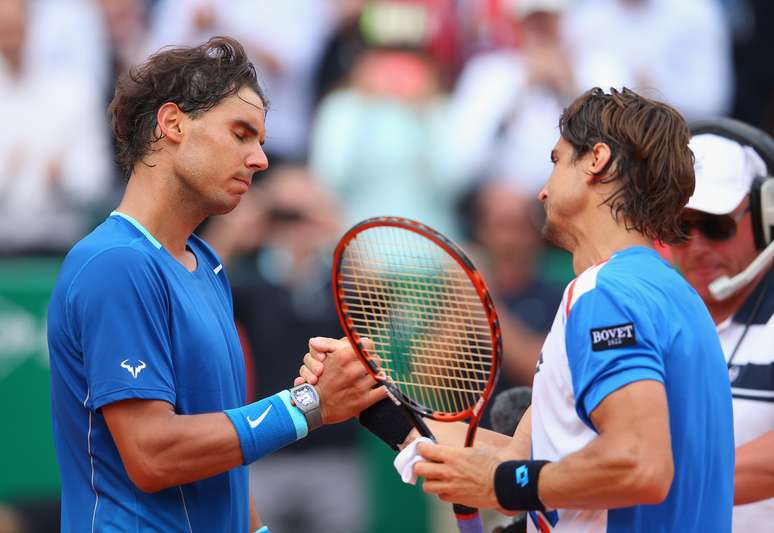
{"left": 590, "top": 323, "right": 636, "bottom": 351}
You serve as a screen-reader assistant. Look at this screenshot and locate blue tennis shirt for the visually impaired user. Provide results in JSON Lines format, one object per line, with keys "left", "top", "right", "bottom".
{"left": 530, "top": 246, "right": 735, "bottom": 532}
{"left": 48, "top": 212, "right": 249, "bottom": 532}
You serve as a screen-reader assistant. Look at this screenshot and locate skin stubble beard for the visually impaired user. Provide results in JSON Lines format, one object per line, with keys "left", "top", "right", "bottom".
{"left": 541, "top": 209, "right": 577, "bottom": 254}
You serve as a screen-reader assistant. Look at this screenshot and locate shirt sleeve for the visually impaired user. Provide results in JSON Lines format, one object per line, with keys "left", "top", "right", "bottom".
{"left": 565, "top": 282, "right": 665, "bottom": 431}
{"left": 67, "top": 246, "right": 176, "bottom": 411}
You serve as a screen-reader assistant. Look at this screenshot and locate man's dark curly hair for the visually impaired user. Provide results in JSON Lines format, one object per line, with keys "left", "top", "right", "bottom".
{"left": 109, "top": 36, "right": 267, "bottom": 176}
{"left": 559, "top": 87, "right": 695, "bottom": 245}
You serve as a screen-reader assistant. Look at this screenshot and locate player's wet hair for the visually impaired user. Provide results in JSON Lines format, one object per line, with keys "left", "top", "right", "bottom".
{"left": 559, "top": 87, "right": 695, "bottom": 245}
{"left": 109, "top": 36, "right": 267, "bottom": 176}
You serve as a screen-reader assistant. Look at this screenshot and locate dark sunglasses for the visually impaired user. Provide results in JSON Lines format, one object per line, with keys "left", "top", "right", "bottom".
{"left": 679, "top": 206, "right": 750, "bottom": 241}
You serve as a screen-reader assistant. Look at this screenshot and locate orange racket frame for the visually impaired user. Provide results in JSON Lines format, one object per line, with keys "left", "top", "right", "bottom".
{"left": 332, "top": 216, "right": 502, "bottom": 448}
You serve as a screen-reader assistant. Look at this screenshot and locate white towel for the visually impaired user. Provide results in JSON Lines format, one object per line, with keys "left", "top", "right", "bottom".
{"left": 393, "top": 436, "right": 434, "bottom": 485}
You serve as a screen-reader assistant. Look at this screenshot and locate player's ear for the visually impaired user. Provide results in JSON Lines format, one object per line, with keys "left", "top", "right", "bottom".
{"left": 586, "top": 142, "right": 612, "bottom": 182}
{"left": 156, "top": 102, "right": 185, "bottom": 144}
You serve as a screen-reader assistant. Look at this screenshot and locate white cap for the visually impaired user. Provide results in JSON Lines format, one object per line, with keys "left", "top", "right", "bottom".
{"left": 686, "top": 133, "right": 768, "bottom": 215}
{"left": 503, "top": 0, "right": 568, "bottom": 19}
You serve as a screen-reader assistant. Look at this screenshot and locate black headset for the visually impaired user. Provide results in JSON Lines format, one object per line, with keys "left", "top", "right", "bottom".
{"left": 690, "top": 118, "right": 774, "bottom": 250}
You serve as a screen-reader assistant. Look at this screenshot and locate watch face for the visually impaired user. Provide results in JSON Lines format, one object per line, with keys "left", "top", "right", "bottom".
{"left": 293, "top": 386, "right": 316, "bottom": 408}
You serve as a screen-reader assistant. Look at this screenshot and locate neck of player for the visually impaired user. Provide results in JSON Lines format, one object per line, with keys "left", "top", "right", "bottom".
{"left": 569, "top": 208, "right": 654, "bottom": 275}
{"left": 116, "top": 164, "right": 208, "bottom": 269}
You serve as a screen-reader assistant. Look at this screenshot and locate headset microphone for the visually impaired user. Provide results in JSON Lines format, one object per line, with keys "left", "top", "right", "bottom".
{"left": 709, "top": 239, "right": 774, "bottom": 300}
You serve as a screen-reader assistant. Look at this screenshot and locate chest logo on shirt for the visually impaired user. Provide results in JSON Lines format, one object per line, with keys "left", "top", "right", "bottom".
{"left": 590, "top": 323, "right": 636, "bottom": 351}
{"left": 121, "top": 359, "right": 146, "bottom": 379}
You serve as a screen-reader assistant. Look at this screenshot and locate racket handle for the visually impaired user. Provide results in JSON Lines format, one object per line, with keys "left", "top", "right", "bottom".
{"left": 399, "top": 401, "right": 436, "bottom": 442}
{"left": 453, "top": 504, "right": 484, "bottom": 533}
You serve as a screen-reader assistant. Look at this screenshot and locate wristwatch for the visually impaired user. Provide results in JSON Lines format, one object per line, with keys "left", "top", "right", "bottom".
{"left": 289, "top": 383, "right": 322, "bottom": 431}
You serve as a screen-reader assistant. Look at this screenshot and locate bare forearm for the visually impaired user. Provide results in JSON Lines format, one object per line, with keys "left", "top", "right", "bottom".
{"left": 133, "top": 411, "right": 244, "bottom": 491}
{"left": 500, "top": 406, "right": 532, "bottom": 459}
{"left": 538, "top": 433, "right": 672, "bottom": 510}
{"left": 735, "top": 430, "right": 774, "bottom": 505}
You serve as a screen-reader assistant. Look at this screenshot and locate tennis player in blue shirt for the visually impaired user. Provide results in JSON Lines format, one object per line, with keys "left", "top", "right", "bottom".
{"left": 47, "top": 36, "right": 385, "bottom": 533}
{"left": 411, "top": 88, "right": 735, "bottom": 531}
{"left": 300, "top": 88, "right": 736, "bottom": 532}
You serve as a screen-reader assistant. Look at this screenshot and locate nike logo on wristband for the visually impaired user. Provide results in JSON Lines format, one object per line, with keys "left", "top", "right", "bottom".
{"left": 247, "top": 405, "right": 272, "bottom": 429}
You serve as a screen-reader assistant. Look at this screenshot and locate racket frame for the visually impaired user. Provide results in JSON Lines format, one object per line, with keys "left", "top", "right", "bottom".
{"left": 332, "top": 216, "right": 502, "bottom": 447}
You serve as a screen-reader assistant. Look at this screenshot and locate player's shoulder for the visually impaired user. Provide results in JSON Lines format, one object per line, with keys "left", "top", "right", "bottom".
{"left": 599, "top": 245, "right": 676, "bottom": 285}
{"left": 565, "top": 246, "right": 677, "bottom": 314}
{"left": 59, "top": 216, "right": 164, "bottom": 292}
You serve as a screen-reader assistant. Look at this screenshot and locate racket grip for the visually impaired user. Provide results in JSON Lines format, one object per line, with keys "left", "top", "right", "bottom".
{"left": 400, "top": 403, "right": 436, "bottom": 441}
{"left": 453, "top": 504, "right": 484, "bottom": 533}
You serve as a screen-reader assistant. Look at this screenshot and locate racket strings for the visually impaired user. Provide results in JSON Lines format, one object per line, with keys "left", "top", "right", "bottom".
{"left": 339, "top": 226, "right": 494, "bottom": 415}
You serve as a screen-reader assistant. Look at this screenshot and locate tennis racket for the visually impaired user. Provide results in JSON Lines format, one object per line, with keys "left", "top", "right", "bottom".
{"left": 332, "top": 216, "right": 502, "bottom": 533}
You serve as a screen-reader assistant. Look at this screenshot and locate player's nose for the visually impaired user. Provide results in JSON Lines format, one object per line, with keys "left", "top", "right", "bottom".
{"left": 246, "top": 144, "right": 269, "bottom": 172}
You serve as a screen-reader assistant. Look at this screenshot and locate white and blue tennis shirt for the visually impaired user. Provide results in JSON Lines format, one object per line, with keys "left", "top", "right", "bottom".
{"left": 529, "top": 246, "right": 734, "bottom": 532}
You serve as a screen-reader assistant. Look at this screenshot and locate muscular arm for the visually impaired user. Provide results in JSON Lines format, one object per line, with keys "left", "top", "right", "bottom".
{"left": 103, "top": 400, "right": 244, "bottom": 493}
{"left": 538, "top": 380, "right": 674, "bottom": 509}
{"left": 735, "top": 429, "right": 774, "bottom": 505}
{"left": 105, "top": 339, "right": 384, "bottom": 494}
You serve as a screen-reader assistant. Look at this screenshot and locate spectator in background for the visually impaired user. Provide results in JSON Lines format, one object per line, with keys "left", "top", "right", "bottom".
{"left": 0, "top": 0, "right": 113, "bottom": 253}
{"left": 204, "top": 165, "right": 368, "bottom": 533}
{"left": 564, "top": 0, "right": 732, "bottom": 120}
{"left": 725, "top": 0, "right": 774, "bottom": 133}
{"left": 310, "top": 0, "right": 465, "bottom": 238}
{"left": 146, "top": 0, "right": 334, "bottom": 162}
{"left": 465, "top": 182, "right": 563, "bottom": 409}
{"left": 670, "top": 124, "right": 774, "bottom": 530}
{"left": 95, "top": 0, "right": 150, "bottom": 86}
{"left": 95, "top": 0, "right": 152, "bottom": 187}
{"left": 314, "top": 0, "right": 458, "bottom": 104}
{"left": 314, "top": 0, "right": 369, "bottom": 103}
{"left": 445, "top": 0, "right": 574, "bottom": 193}
{"left": 18, "top": 0, "right": 111, "bottom": 95}
{"left": 454, "top": 0, "right": 523, "bottom": 60}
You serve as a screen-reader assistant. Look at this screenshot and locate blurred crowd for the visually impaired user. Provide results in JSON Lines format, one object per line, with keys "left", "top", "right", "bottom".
{"left": 4, "top": 0, "right": 771, "bottom": 254}
{"left": 1, "top": 0, "right": 772, "bottom": 531}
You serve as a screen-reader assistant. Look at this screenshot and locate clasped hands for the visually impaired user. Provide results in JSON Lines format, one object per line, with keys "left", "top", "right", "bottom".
{"left": 295, "top": 337, "right": 511, "bottom": 512}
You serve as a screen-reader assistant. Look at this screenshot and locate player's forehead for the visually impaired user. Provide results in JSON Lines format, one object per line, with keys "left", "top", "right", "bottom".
{"left": 210, "top": 86, "right": 266, "bottom": 128}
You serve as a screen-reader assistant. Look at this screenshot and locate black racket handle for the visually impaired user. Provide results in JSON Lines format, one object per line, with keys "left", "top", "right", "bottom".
{"left": 399, "top": 401, "right": 437, "bottom": 442}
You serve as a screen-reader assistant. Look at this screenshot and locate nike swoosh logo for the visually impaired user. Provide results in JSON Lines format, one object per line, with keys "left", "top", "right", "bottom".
{"left": 246, "top": 405, "right": 272, "bottom": 429}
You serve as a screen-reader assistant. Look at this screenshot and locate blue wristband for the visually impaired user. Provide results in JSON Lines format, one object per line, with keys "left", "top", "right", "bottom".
{"left": 254, "top": 526, "right": 270, "bottom": 533}
{"left": 225, "top": 390, "right": 308, "bottom": 465}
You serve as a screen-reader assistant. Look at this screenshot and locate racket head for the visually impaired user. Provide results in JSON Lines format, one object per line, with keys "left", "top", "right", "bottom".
{"left": 332, "top": 216, "right": 502, "bottom": 427}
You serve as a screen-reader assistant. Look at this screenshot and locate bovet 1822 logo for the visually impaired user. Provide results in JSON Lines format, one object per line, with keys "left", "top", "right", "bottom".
{"left": 590, "top": 323, "right": 636, "bottom": 351}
